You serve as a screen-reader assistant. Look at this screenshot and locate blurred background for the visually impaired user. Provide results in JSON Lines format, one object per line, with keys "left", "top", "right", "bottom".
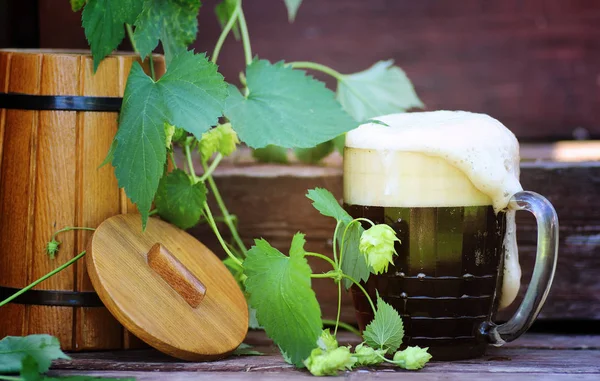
{"left": 2, "top": 0, "right": 600, "bottom": 142}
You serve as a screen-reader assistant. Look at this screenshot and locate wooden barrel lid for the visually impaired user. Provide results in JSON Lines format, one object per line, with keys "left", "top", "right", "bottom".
{"left": 86, "top": 214, "right": 248, "bottom": 361}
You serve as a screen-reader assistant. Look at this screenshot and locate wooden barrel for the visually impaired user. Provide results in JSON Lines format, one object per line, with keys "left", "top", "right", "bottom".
{"left": 0, "top": 50, "right": 165, "bottom": 350}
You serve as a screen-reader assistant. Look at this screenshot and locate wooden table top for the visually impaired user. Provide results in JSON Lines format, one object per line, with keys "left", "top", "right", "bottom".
{"left": 48, "top": 331, "right": 600, "bottom": 380}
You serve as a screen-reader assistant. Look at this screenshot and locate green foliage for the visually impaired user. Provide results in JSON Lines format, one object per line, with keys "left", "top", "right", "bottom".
{"left": 134, "top": 0, "right": 201, "bottom": 65}
{"left": 304, "top": 346, "right": 355, "bottom": 376}
{"left": 316, "top": 329, "right": 338, "bottom": 351}
{"left": 199, "top": 123, "right": 240, "bottom": 160}
{"left": 337, "top": 60, "right": 424, "bottom": 122}
{"left": 338, "top": 220, "right": 369, "bottom": 289}
{"left": 20, "top": 355, "right": 136, "bottom": 380}
{"left": 252, "top": 145, "right": 289, "bottom": 164}
{"left": 294, "top": 140, "right": 334, "bottom": 164}
{"left": 155, "top": 169, "right": 207, "bottom": 229}
{"left": 70, "top": 0, "right": 86, "bottom": 12}
{"left": 112, "top": 51, "right": 226, "bottom": 227}
{"left": 362, "top": 295, "right": 404, "bottom": 354}
{"left": 232, "top": 343, "right": 263, "bottom": 356}
{"left": 359, "top": 224, "right": 400, "bottom": 274}
{"left": 215, "top": 0, "right": 240, "bottom": 40}
{"left": 306, "top": 188, "right": 370, "bottom": 288}
{"left": 305, "top": 187, "right": 349, "bottom": 222}
{"left": 391, "top": 346, "right": 432, "bottom": 370}
{"left": 244, "top": 234, "right": 322, "bottom": 367}
{"left": 352, "top": 343, "right": 386, "bottom": 366}
{"left": 332, "top": 134, "right": 345, "bottom": 155}
{"left": 225, "top": 60, "right": 356, "bottom": 148}
{"left": 283, "top": 0, "right": 303, "bottom": 22}
{"left": 0, "top": 335, "right": 70, "bottom": 374}
{"left": 82, "top": 0, "right": 143, "bottom": 70}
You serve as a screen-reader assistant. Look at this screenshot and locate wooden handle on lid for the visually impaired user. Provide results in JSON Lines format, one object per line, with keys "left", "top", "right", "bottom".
{"left": 147, "top": 243, "right": 206, "bottom": 308}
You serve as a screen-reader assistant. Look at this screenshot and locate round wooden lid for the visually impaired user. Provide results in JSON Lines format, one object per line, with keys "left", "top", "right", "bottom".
{"left": 86, "top": 214, "right": 248, "bottom": 361}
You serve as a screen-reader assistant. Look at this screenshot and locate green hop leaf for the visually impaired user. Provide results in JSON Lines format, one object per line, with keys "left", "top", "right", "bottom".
{"left": 199, "top": 123, "right": 240, "bottom": 160}
{"left": 252, "top": 145, "right": 289, "bottom": 164}
{"left": 112, "top": 50, "right": 227, "bottom": 228}
{"left": 243, "top": 234, "right": 322, "bottom": 367}
{"left": 70, "top": 0, "right": 86, "bottom": 12}
{"left": 0, "top": 335, "right": 70, "bottom": 374}
{"left": 363, "top": 295, "right": 404, "bottom": 354}
{"left": 359, "top": 224, "right": 400, "bottom": 275}
{"left": 283, "top": 0, "right": 303, "bottom": 22}
{"left": 392, "top": 346, "right": 432, "bottom": 370}
{"left": 352, "top": 343, "right": 386, "bottom": 366}
{"left": 134, "top": 0, "right": 201, "bottom": 65}
{"left": 82, "top": 0, "right": 143, "bottom": 71}
{"left": 305, "top": 188, "right": 370, "bottom": 288}
{"left": 155, "top": 169, "right": 207, "bottom": 230}
{"left": 306, "top": 187, "right": 349, "bottom": 222}
{"left": 225, "top": 60, "right": 356, "bottom": 148}
{"left": 215, "top": 0, "right": 240, "bottom": 40}
{"left": 304, "top": 346, "right": 355, "bottom": 376}
{"left": 294, "top": 140, "right": 334, "bottom": 164}
{"left": 339, "top": 220, "right": 369, "bottom": 289}
{"left": 45, "top": 239, "right": 61, "bottom": 259}
{"left": 337, "top": 60, "right": 424, "bottom": 122}
{"left": 316, "top": 329, "right": 338, "bottom": 352}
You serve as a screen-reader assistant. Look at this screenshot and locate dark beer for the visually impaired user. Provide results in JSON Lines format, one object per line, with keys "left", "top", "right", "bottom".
{"left": 345, "top": 203, "right": 506, "bottom": 360}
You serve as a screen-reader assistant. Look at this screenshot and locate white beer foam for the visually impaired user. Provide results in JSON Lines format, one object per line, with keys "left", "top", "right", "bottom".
{"left": 344, "top": 110, "right": 522, "bottom": 309}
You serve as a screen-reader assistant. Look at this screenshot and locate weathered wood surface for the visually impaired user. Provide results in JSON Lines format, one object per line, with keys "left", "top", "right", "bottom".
{"left": 31, "top": 0, "right": 600, "bottom": 140}
{"left": 42, "top": 372, "right": 600, "bottom": 381}
{"left": 48, "top": 332, "right": 600, "bottom": 380}
{"left": 187, "top": 151, "right": 600, "bottom": 322}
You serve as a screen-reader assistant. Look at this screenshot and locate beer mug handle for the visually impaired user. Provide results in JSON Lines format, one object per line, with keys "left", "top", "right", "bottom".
{"left": 484, "top": 191, "right": 559, "bottom": 345}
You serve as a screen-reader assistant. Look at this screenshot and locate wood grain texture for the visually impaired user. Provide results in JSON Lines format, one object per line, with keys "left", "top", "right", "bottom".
{"left": 48, "top": 332, "right": 600, "bottom": 379}
{"left": 27, "top": 53, "right": 78, "bottom": 345}
{"left": 0, "top": 51, "right": 41, "bottom": 339}
{"left": 0, "top": 50, "right": 164, "bottom": 350}
{"left": 147, "top": 243, "right": 207, "bottom": 309}
{"left": 87, "top": 214, "right": 248, "bottom": 361}
{"left": 37, "top": 0, "right": 600, "bottom": 141}
{"left": 42, "top": 372, "right": 600, "bottom": 381}
{"left": 188, "top": 156, "right": 600, "bottom": 322}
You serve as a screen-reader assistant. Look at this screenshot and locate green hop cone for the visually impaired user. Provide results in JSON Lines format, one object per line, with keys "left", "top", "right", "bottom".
{"left": 164, "top": 123, "right": 176, "bottom": 148}
{"left": 317, "top": 329, "right": 338, "bottom": 351}
{"left": 217, "top": 123, "right": 240, "bottom": 156}
{"left": 199, "top": 123, "right": 240, "bottom": 160}
{"left": 359, "top": 224, "right": 400, "bottom": 274}
{"left": 352, "top": 343, "right": 386, "bottom": 366}
{"left": 45, "top": 239, "right": 61, "bottom": 259}
{"left": 304, "top": 347, "right": 356, "bottom": 376}
{"left": 392, "top": 346, "right": 432, "bottom": 370}
{"left": 172, "top": 126, "right": 188, "bottom": 144}
{"left": 199, "top": 128, "right": 221, "bottom": 160}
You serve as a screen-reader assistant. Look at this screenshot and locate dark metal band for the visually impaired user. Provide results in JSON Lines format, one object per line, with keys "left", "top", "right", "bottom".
{"left": 0, "top": 92, "right": 122, "bottom": 112}
{"left": 0, "top": 286, "right": 104, "bottom": 307}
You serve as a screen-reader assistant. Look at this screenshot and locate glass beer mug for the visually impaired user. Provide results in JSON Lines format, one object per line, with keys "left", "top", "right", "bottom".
{"left": 344, "top": 111, "right": 558, "bottom": 360}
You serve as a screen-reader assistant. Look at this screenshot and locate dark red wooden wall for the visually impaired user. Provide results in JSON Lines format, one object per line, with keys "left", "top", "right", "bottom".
{"left": 4, "top": 0, "right": 600, "bottom": 141}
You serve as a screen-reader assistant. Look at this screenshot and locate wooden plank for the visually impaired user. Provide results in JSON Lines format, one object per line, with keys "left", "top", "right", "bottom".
{"left": 187, "top": 157, "right": 600, "bottom": 321}
{"left": 51, "top": 333, "right": 600, "bottom": 375}
{"left": 74, "top": 54, "right": 124, "bottom": 351}
{"left": 27, "top": 53, "right": 79, "bottom": 346}
{"left": 0, "top": 51, "right": 41, "bottom": 338}
{"left": 44, "top": 371, "right": 600, "bottom": 381}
